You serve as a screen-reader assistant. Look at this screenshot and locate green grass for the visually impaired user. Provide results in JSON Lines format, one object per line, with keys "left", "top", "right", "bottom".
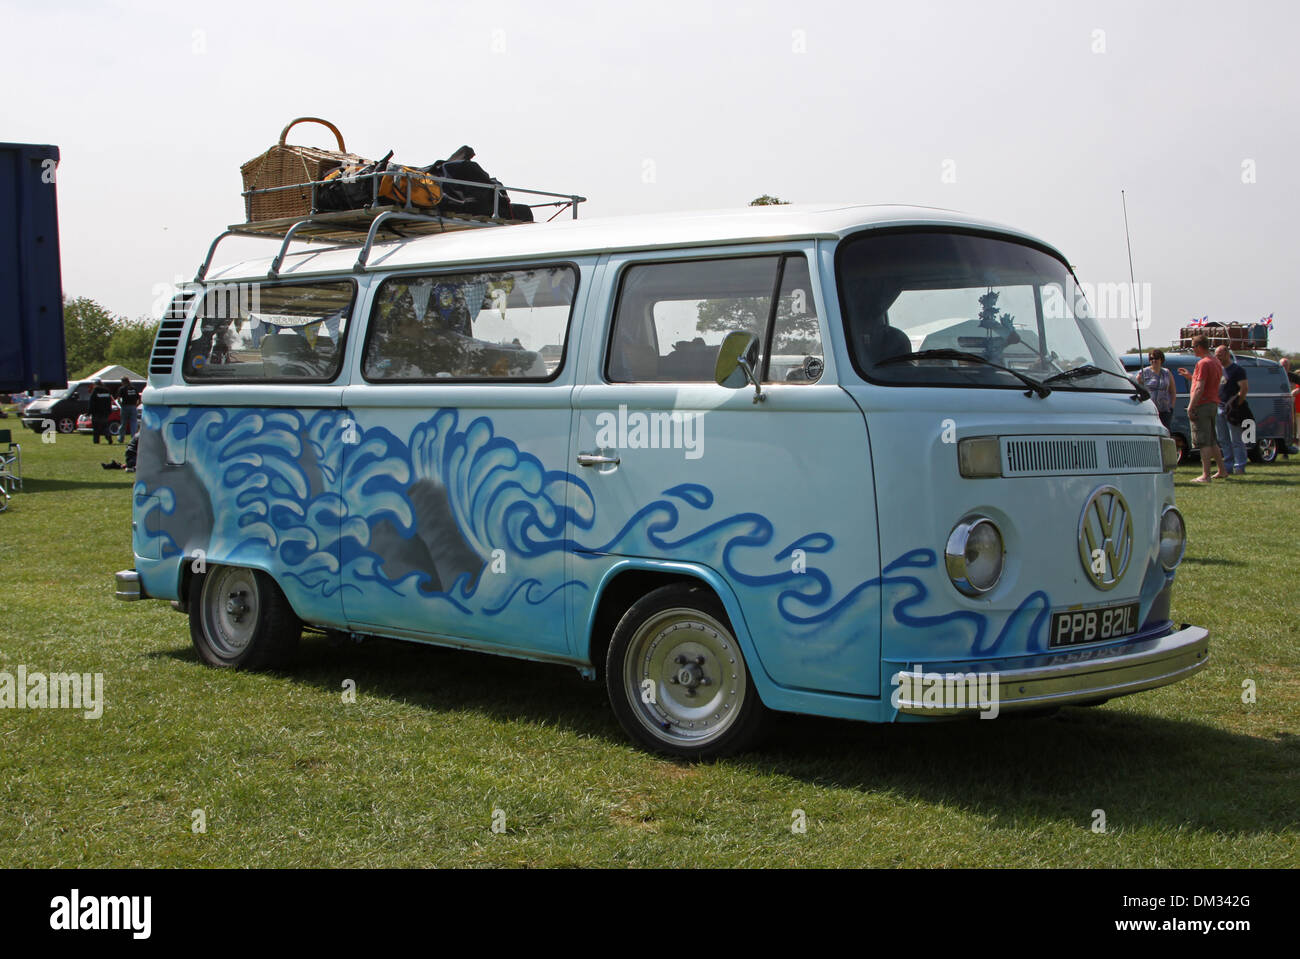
{"left": 0, "top": 418, "right": 1296, "bottom": 867}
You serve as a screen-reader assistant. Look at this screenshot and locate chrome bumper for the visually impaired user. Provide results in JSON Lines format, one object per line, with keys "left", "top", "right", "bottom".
{"left": 894, "top": 624, "right": 1209, "bottom": 716}
{"left": 114, "top": 569, "right": 143, "bottom": 601}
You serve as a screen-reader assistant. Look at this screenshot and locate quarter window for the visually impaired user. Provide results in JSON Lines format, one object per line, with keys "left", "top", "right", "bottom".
{"left": 183, "top": 281, "right": 355, "bottom": 382}
{"left": 362, "top": 265, "right": 576, "bottom": 381}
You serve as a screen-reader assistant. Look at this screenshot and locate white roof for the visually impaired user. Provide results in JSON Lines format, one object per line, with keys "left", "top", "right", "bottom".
{"left": 84, "top": 364, "right": 144, "bottom": 382}
{"left": 205, "top": 203, "right": 1067, "bottom": 282}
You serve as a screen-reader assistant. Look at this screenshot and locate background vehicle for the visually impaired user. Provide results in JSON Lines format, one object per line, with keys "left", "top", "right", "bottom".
{"left": 21, "top": 376, "right": 144, "bottom": 434}
{"left": 75, "top": 404, "right": 122, "bottom": 436}
{"left": 1121, "top": 353, "right": 1294, "bottom": 462}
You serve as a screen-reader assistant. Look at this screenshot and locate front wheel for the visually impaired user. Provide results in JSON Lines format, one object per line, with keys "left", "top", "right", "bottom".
{"left": 189, "top": 565, "right": 301, "bottom": 669}
{"left": 57, "top": 417, "right": 76, "bottom": 434}
{"left": 606, "top": 583, "right": 768, "bottom": 759}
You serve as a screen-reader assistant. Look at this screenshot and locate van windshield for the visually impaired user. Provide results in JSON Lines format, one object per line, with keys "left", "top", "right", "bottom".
{"left": 837, "top": 230, "right": 1127, "bottom": 390}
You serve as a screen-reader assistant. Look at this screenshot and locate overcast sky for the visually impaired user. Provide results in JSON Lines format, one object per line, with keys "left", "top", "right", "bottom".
{"left": 3, "top": 0, "right": 1296, "bottom": 351}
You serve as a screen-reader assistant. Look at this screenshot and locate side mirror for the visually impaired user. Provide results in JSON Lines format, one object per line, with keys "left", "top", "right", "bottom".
{"left": 714, "top": 331, "right": 765, "bottom": 403}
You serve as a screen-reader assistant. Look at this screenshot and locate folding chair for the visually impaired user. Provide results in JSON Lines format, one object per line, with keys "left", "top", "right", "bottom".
{"left": 0, "top": 429, "right": 21, "bottom": 510}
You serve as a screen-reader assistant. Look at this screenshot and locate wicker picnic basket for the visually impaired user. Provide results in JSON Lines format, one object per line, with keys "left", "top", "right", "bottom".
{"left": 240, "top": 117, "right": 365, "bottom": 222}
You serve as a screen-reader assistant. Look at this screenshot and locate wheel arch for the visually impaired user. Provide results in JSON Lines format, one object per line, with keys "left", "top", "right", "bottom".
{"left": 178, "top": 555, "right": 309, "bottom": 621}
{"left": 581, "top": 558, "right": 777, "bottom": 704}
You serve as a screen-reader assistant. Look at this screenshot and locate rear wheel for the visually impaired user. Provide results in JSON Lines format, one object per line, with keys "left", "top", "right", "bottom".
{"left": 606, "top": 583, "right": 768, "bottom": 759}
{"left": 189, "top": 565, "right": 301, "bottom": 669}
{"left": 1251, "top": 438, "right": 1277, "bottom": 464}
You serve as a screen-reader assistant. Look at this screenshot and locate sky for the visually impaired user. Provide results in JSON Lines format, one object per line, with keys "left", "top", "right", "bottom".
{"left": 3, "top": 0, "right": 1297, "bottom": 352}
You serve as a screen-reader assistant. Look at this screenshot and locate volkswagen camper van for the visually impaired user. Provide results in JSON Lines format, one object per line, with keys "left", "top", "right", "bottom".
{"left": 116, "top": 204, "right": 1208, "bottom": 758}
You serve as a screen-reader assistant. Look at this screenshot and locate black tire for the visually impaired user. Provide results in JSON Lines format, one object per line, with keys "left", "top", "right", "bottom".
{"left": 1251, "top": 438, "right": 1277, "bottom": 464}
{"left": 57, "top": 417, "right": 75, "bottom": 434}
{"left": 108, "top": 420, "right": 122, "bottom": 437}
{"left": 189, "top": 565, "right": 301, "bottom": 669}
{"left": 605, "top": 583, "right": 768, "bottom": 759}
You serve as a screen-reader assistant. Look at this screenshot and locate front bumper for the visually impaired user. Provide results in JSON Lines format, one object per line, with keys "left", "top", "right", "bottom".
{"left": 893, "top": 623, "right": 1209, "bottom": 715}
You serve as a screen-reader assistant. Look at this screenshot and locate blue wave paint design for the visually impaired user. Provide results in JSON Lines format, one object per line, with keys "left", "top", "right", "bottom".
{"left": 136, "top": 406, "right": 1053, "bottom": 664}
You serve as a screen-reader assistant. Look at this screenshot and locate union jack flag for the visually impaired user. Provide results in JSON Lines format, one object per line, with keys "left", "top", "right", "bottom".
{"left": 1189, "top": 316, "right": 1207, "bottom": 327}
{"left": 1261, "top": 313, "right": 1274, "bottom": 328}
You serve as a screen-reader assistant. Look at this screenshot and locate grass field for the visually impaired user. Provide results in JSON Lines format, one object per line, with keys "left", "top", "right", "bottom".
{"left": 1, "top": 416, "right": 1296, "bottom": 868}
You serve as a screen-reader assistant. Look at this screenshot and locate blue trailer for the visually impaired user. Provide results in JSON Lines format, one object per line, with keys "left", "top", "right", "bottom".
{"left": 0, "top": 142, "right": 65, "bottom": 393}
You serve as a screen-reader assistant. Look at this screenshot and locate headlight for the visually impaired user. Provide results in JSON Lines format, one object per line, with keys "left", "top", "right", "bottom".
{"left": 1158, "top": 506, "right": 1186, "bottom": 570}
{"left": 945, "top": 517, "right": 1005, "bottom": 596}
{"left": 1160, "top": 437, "right": 1179, "bottom": 471}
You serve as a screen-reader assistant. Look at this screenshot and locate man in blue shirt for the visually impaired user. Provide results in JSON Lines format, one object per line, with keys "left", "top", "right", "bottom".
{"left": 1214, "top": 346, "right": 1249, "bottom": 474}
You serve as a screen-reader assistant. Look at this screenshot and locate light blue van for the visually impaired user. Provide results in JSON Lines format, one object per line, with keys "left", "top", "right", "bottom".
{"left": 116, "top": 205, "right": 1208, "bottom": 758}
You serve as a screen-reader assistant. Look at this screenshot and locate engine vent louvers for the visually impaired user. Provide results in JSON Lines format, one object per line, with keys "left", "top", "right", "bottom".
{"left": 148, "top": 294, "right": 195, "bottom": 375}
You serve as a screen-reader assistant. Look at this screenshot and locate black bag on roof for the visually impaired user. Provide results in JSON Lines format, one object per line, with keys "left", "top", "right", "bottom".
{"left": 432, "top": 146, "right": 529, "bottom": 220}
{"left": 316, "top": 151, "right": 394, "bottom": 212}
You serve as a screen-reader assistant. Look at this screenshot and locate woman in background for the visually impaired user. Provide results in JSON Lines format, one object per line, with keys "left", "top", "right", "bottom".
{"left": 1135, "top": 348, "right": 1177, "bottom": 432}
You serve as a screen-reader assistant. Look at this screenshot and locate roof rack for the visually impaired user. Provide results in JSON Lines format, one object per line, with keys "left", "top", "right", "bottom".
{"left": 196, "top": 171, "right": 586, "bottom": 281}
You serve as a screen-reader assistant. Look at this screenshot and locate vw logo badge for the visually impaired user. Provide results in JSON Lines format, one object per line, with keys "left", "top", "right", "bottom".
{"left": 1078, "top": 485, "right": 1133, "bottom": 591}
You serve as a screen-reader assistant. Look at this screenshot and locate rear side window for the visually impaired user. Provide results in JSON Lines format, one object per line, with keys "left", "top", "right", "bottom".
{"left": 362, "top": 265, "right": 576, "bottom": 381}
{"left": 183, "top": 281, "right": 355, "bottom": 382}
{"left": 607, "top": 254, "right": 822, "bottom": 383}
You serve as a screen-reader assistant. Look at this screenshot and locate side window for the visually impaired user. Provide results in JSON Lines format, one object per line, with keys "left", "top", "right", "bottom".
{"left": 362, "top": 265, "right": 575, "bottom": 381}
{"left": 607, "top": 256, "right": 779, "bottom": 383}
{"left": 767, "top": 256, "right": 823, "bottom": 383}
{"left": 183, "top": 281, "right": 354, "bottom": 381}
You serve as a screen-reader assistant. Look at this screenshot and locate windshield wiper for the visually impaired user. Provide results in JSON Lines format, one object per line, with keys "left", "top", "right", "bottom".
{"left": 874, "top": 349, "right": 1051, "bottom": 398}
{"left": 1042, "top": 365, "right": 1149, "bottom": 400}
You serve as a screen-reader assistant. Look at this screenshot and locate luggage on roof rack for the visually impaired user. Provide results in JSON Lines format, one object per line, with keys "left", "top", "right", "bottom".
{"left": 1178, "top": 322, "right": 1267, "bottom": 350}
{"left": 235, "top": 127, "right": 581, "bottom": 252}
{"left": 202, "top": 179, "right": 586, "bottom": 282}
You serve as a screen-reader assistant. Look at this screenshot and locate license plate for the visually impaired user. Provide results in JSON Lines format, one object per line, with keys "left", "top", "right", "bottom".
{"left": 1049, "top": 602, "right": 1140, "bottom": 648}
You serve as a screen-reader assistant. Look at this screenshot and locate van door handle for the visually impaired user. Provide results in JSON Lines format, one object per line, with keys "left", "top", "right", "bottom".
{"left": 576, "top": 451, "right": 620, "bottom": 467}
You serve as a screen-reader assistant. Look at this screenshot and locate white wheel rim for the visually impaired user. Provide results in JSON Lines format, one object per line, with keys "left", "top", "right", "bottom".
{"left": 623, "top": 607, "right": 748, "bottom": 748}
{"left": 202, "top": 567, "right": 260, "bottom": 660}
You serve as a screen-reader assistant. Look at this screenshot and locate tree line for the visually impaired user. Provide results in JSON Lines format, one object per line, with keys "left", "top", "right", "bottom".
{"left": 62, "top": 297, "right": 158, "bottom": 381}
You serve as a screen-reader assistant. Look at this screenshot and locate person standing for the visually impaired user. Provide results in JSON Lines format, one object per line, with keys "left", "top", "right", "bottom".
{"left": 1281, "top": 358, "right": 1300, "bottom": 458}
{"left": 1134, "top": 348, "right": 1177, "bottom": 432}
{"left": 1177, "top": 335, "right": 1227, "bottom": 483}
{"left": 88, "top": 379, "right": 114, "bottom": 445}
{"left": 1214, "top": 346, "right": 1249, "bottom": 474}
{"left": 117, "top": 377, "right": 140, "bottom": 443}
